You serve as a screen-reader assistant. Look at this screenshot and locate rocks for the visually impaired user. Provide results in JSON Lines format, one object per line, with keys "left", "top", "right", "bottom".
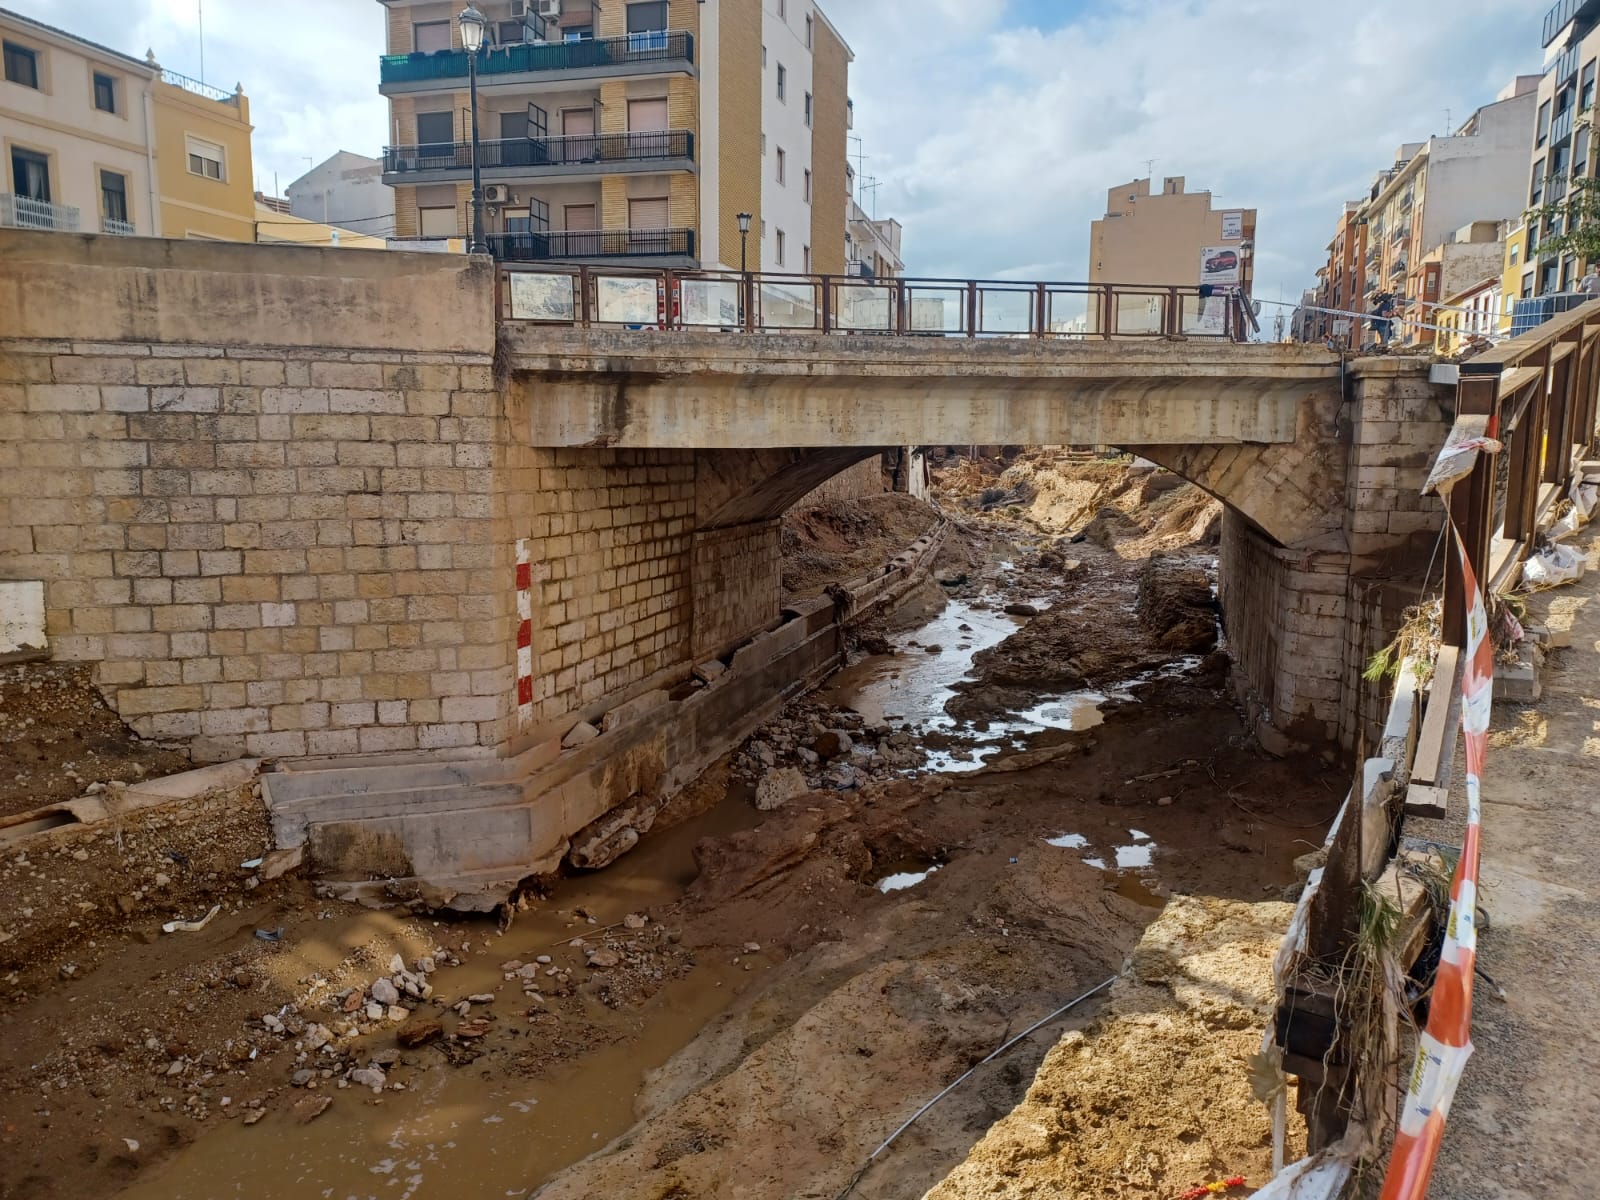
{"left": 1003, "top": 602, "right": 1040, "bottom": 617}
{"left": 304, "top": 1024, "right": 333, "bottom": 1051}
{"left": 812, "top": 730, "right": 853, "bottom": 760}
{"left": 585, "top": 949, "right": 622, "bottom": 969}
{"left": 365, "top": 1002, "right": 385, "bottom": 1022}
{"left": 535, "top": 955, "right": 553, "bottom": 965}
{"left": 455, "top": 1019, "right": 491, "bottom": 1039}
{"left": 623, "top": 913, "right": 648, "bottom": 929}
{"left": 349, "top": 1067, "right": 386, "bottom": 1092}
{"left": 467, "top": 993, "right": 495, "bottom": 1004}
{"left": 567, "top": 795, "right": 665, "bottom": 871}
{"left": 396, "top": 1021, "right": 443, "bottom": 1049}
{"left": 754, "top": 767, "right": 809, "bottom": 812}
{"left": 242, "top": 1108, "right": 266, "bottom": 1125}
{"left": 290, "top": 1069, "right": 316, "bottom": 1088}
{"left": 369, "top": 978, "right": 400, "bottom": 1007}
{"left": 292, "top": 1095, "right": 332, "bottom": 1124}
{"left": 561, "top": 720, "right": 600, "bottom": 749}
{"left": 692, "top": 660, "right": 727, "bottom": 685}
{"left": 824, "top": 763, "right": 861, "bottom": 791}
{"left": 340, "top": 991, "right": 364, "bottom": 1014}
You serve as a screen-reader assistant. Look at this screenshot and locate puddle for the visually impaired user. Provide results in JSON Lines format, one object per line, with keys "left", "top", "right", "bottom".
{"left": 876, "top": 866, "right": 940, "bottom": 893}
{"left": 1045, "top": 828, "right": 1167, "bottom": 908}
{"left": 819, "top": 598, "right": 1130, "bottom": 775}
{"left": 117, "top": 795, "right": 765, "bottom": 1200}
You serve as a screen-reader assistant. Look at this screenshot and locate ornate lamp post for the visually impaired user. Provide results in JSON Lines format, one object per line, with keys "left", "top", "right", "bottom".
{"left": 737, "top": 211, "right": 752, "bottom": 274}
{"left": 459, "top": 5, "right": 489, "bottom": 255}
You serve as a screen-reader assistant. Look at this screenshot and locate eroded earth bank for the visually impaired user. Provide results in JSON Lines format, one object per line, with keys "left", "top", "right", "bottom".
{"left": 0, "top": 452, "right": 1337, "bottom": 1200}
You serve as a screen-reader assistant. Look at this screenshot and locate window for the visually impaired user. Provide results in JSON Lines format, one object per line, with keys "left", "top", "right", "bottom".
{"left": 804, "top": 92, "right": 812, "bottom": 126}
{"left": 626, "top": 2, "right": 668, "bottom": 33}
{"left": 1522, "top": 271, "right": 1535, "bottom": 298}
{"left": 1584, "top": 60, "right": 1597, "bottom": 110}
{"left": 416, "top": 111, "right": 454, "bottom": 151}
{"left": 775, "top": 147, "right": 786, "bottom": 184}
{"left": 500, "top": 110, "right": 527, "bottom": 140}
{"left": 762, "top": 45, "right": 767, "bottom": 67}
{"left": 186, "top": 136, "right": 225, "bottom": 180}
{"left": 806, "top": 14, "right": 814, "bottom": 47}
{"left": 1510, "top": 241, "right": 1521, "bottom": 266}
{"left": 11, "top": 147, "right": 49, "bottom": 201}
{"left": 1531, "top": 159, "right": 1545, "bottom": 207}
{"left": 564, "top": 26, "right": 594, "bottom": 41}
{"left": 3, "top": 40, "right": 38, "bottom": 88}
{"left": 628, "top": 97, "right": 669, "bottom": 132}
{"left": 803, "top": 245, "right": 810, "bottom": 273}
{"left": 100, "top": 170, "right": 128, "bottom": 223}
{"left": 419, "top": 206, "right": 457, "bottom": 238}
{"left": 93, "top": 72, "right": 116, "bottom": 114}
{"left": 775, "top": 228, "right": 786, "bottom": 266}
{"left": 1577, "top": 127, "right": 1592, "bottom": 179}
{"left": 803, "top": 168, "right": 811, "bottom": 203}
{"left": 776, "top": 63, "right": 786, "bottom": 101}
{"left": 414, "top": 21, "right": 451, "bottom": 53}
{"left": 1537, "top": 99, "right": 1552, "bottom": 147}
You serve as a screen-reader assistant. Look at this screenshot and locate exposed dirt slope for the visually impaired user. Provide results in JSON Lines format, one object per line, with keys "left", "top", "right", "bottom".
{"left": 782, "top": 492, "right": 941, "bottom": 603}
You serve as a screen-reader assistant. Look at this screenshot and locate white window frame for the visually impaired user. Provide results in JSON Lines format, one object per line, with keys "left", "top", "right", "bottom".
{"left": 776, "top": 63, "right": 786, "bottom": 102}
{"left": 776, "top": 147, "right": 786, "bottom": 185}
{"left": 186, "top": 135, "right": 226, "bottom": 182}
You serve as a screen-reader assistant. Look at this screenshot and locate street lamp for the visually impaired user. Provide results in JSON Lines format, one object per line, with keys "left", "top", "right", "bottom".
{"left": 459, "top": 5, "right": 489, "bottom": 255}
{"left": 737, "top": 211, "right": 752, "bottom": 274}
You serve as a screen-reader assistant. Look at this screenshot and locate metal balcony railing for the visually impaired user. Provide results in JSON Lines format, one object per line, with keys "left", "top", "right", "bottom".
{"left": 0, "top": 194, "right": 80, "bottom": 232}
{"left": 160, "top": 69, "right": 239, "bottom": 105}
{"left": 488, "top": 227, "right": 696, "bottom": 262}
{"left": 1552, "top": 106, "right": 1577, "bottom": 146}
{"left": 101, "top": 216, "right": 135, "bottom": 236}
{"left": 384, "top": 130, "right": 693, "bottom": 175}
{"left": 846, "top": 260, "right": 874, "bottom": 280}
{"left": 380, "top": 30, "right": 693, "bottom": 86}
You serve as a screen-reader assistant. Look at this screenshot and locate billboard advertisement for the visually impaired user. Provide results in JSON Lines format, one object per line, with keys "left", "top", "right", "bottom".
{"left": 1220, "top": 210, "right": 1244, "bottom": 240}
{"left": 1199, "top": 245, "right": 1242, "bottom": 287}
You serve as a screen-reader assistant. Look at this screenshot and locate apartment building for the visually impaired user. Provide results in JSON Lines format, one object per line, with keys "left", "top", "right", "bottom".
{"left": 1089, "top": 176, "right": 1256, "bottom": 292}
{"left": 1521, "top": 0, "right": 1600, "bottom": 300}
{"left": 1308, "top": 202, "right": 1368, "bottom": 346}
{"left": 0, "top": 5, "right": 160, "bottom": 236}
{"left": 1356, "top": 78, "right": 1538, "bottom": 344}
{"left": 151, "top": 72, "right": 257, "bottom": 241}
{"left": 376, "top": 0, "right": 851, "bottom": 271}
{"left": 289, "top": 151, "right": 397, "bottom": 237}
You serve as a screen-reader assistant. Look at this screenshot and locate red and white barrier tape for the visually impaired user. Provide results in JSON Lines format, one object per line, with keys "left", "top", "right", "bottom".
{"left": 1377, "top": 518, "right": 1490, "bottom": 1199}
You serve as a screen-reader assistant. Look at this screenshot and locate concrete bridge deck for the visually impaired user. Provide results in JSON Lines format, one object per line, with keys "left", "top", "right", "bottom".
{"left": 505, "top": 326, "right": 1342, "bottom": 450}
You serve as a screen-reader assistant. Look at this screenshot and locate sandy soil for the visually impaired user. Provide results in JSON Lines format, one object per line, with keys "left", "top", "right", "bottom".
{"left": 0, "top": 454, "right": 1332, "bottom": 1200}
{"left": 782, "top": 491, "right": 942, "bottom": 603}
{"left": 0, "top": 663, "right": 191, "bottom": 819}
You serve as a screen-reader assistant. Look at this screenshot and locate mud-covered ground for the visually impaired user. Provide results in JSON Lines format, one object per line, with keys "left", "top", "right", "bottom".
{"left": 0, "top": 453, "right": 1338, "bottom": 1200}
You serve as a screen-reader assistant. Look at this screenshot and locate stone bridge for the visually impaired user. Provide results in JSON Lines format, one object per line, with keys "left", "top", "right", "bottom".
{"left": 0, "top": 232, "right": 1453, "bottom": 906}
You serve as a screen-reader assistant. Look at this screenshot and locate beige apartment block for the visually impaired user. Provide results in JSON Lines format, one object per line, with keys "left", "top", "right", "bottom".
{"left": 376, "top": 0, "right": 852, "bottom": 272}
{"left": 1089, "top": 176, "right": 1256, "bottom": 291}
{"left": 1523, "top": 3, "right": 1600, "bottom": 300}
{"left": 0, "top": 7, "right": 160, "bottom": 236}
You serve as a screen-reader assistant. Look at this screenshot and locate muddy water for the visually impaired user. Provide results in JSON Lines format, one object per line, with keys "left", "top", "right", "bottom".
{"left": 118, "top": 798, "right": 766, "bottom": 1200}
{"left": 818, "top": 596, "right": 1120, "bottom": 773}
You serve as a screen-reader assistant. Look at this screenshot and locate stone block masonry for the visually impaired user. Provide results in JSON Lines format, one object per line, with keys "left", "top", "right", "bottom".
{"left": 0, "top": 337, "right": 510, "bottom": 761}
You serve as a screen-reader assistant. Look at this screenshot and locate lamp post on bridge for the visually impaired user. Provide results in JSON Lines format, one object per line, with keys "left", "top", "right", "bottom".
{"left": 459, "top": 5, "right": 489, "bottom": 256}
{"left": 737, "top": 211, "right": 752, "bottom": 330}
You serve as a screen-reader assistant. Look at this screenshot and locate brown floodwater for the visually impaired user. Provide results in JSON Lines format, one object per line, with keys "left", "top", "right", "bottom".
{"left": 117, "top": 794, "right": 764, "bottom": 1200}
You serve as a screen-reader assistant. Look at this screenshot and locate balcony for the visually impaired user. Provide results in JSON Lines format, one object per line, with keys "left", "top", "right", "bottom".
{"left": 1552, "top": 105, "right": 1577, "bottom": 146}
{"left": 488, "top": 227, "right": 695, "bottom": 266}
{"left": 101, "top": 217, "right": 135, "bottom": 236}
{"left": 384, "top": 130, "right": 694, "bottom": 184}
{"left": 1544, "top": 0, "right": 1600, "bottom": 47}
{"left": 0, "top": 194, "right": 80, "bottom": 232}
{"left": 379, "top": 31, "right": 695, "bottom": 94}
{"left": 846, "top": 259, "right": 874, "bottom": 280}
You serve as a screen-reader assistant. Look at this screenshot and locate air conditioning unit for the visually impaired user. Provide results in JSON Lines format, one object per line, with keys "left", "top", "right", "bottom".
{"left": 535, "top": 0, "right": 561, "bottom": 17}
{"left": 510, "top": 0, "right": 528, "bottom": 14}
{"left": 483, "top": 184, "right": 512, "bottom": 204}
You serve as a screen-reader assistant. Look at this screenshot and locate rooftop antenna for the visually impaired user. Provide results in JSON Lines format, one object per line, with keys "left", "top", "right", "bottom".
{"left": 1143, "top": 158, "right": 1156, "bottom": 180}
{"left": 859, "top": 175, "right": 882, "bottom": 219}
{"left": 849, "top": 135, "right": 870, "bottom": 201}
{"left": 1443, "top": 107, "right": 1452, "bottom": 133}
{"left": 198, "top": 0, "right": 204, "bottom": 83}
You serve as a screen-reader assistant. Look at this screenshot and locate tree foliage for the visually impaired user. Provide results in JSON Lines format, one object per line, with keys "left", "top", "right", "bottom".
{"left": 1529, "top": 175, "right": 1600, "bottom": 264}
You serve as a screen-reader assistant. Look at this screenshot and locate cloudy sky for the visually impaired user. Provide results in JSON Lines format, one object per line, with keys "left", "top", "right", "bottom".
{"left": 11, "top": 0, "right": 1540, "bottom": 310}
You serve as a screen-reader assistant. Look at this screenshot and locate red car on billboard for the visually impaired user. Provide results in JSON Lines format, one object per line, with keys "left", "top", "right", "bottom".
{"left": 1205, "top": 250, "right": 1239, "bottom": 273}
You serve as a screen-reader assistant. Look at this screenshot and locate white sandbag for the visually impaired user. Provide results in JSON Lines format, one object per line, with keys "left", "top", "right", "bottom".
{"left": 1525, "top": 542, "right": 1584, "bottom": 587}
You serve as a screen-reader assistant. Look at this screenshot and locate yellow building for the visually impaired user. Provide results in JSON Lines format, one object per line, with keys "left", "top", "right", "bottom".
{"left": 1499, "top": 218, "right": 1526, "bottom": 334}
{"left": 252, "top": 202, "right": 391, "bottom": 249}
{"left": 150, "top": 69, "right": 256, "bottom": 241}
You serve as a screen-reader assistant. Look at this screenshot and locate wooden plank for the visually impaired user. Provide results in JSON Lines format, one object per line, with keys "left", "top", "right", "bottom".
{"left": 1410, "top": 645, "right": 1461, "bottom": 789}
{"left": 1498, "top": 365, "right": 1543, "bottom": 404}
{"left": 1551, "top": 340, "right": 1577, "bottom": 365}
{"left": 1404, "top": 784, "right": 1449, "bottom": 820}
{"left": 1536, "top": 480, "right": 1563, "bottom": 524}
{"left": 1488, "top": 535, "right": 1522, "bottom": 594}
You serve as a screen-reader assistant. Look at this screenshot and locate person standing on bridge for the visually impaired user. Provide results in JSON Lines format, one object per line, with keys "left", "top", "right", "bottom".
{"left": 1369, "top": 291, "right": 1397, "bottom": 348}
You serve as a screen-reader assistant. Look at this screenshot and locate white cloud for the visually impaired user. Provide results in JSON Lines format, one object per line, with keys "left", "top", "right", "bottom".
{"left": 10, "top": 0, "right": 1538, "bottom": 304}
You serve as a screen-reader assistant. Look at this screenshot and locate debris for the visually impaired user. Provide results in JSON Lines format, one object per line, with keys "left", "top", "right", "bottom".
{"left": 349, "top": 1068, "right": 386, "bottom": 1092}
{"left": 585, "top": 949, "right": 622, "bottom": 969}
{"left": 122, "top": 1138, "right": 139, "bottom": 1153}
{"left": 622, "top": 913, "right": 647, "bottom": 930}
{"left": 561, "top": 721, "right": 601, "bottom": 749}
{"left": 1003, "top": 602, "right": 1040, "bottom": 617}
{"left": 455, "top": 1019, "right": 491, "bottom": 1039}
{"left": 292, "top": 1095, "right": 332, "bottom": 1124}
{"left": 1177, "top": 1177, "right": 1247, "bottom": 1199}
{"left": 754, "top": 767, "right": 809, "bottom": 811}
{"left": 812, "top": 730, "right": 854, "bottom": 760}
{"left": 254, "top": 927, "right": 284, "bottom": 942}
{"left": 259, "top": 846, "right": 304, "bottom": 881}
{"left": 161, "top": 904, "right": 221, "bottom": 934}
{"left": 370, "top": 978, "right": 400, "bottom": 1007}
{"left": 239, "top": 857, "right": 265, "bottom": 870}
{"left": 243, "top": 1109, "right": 266, "bottom": 1126}
{"left": 396, "top": 1021, "right": 443, "bottom": 1049}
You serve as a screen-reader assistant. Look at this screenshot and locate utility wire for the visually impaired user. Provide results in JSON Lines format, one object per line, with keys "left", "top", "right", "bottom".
{"left": 833, "top": 974, "right": 1117, "bottom": 1200}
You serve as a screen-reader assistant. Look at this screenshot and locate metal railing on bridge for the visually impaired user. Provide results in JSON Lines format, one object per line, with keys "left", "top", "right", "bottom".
{"left": 496, "top": 264, "right": 1257, "bottom": 340}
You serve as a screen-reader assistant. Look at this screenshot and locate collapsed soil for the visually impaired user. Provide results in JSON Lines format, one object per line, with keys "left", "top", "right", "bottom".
{"left": 0, "top": 452, "right": 1334, "bottom": 1200}
{"left": 782, "top": 491, "right": 941, "bottom": 603}
{"left": 0, "top": 663, "right": 191, "bottom": 819}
